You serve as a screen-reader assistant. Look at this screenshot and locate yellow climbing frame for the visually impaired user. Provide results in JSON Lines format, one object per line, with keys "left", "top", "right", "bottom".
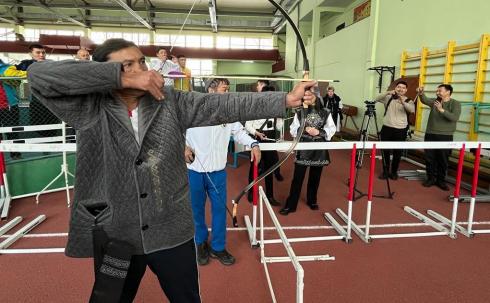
{"left": 400, "top": 34, "right": 490, "bottom": 139}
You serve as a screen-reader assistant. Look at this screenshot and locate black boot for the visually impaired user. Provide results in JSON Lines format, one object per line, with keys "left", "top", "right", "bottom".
{"left": 209, "top": 248, "right": 235, "bottom": 266}
{"left": 423, "top": 177, "right": 436, "bottom": 187}
{"left": 196, "top": 242, "right": 210, "bottom": 265}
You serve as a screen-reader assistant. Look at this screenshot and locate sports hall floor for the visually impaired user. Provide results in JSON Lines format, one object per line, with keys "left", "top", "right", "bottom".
{"left": 1, "top": 150, "right": 490, "bottom": 303}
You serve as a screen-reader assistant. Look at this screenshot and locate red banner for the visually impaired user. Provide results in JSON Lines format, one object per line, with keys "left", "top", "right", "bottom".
{"left": 353, "top": 0, "right": 371, "bottom": 23}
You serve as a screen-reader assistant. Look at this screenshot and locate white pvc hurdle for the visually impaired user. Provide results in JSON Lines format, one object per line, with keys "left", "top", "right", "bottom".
{"left": 256, "top": 141, "right": 490, "bottom": 242}
{"left": 245, "top": 155, "right": 346, "bottom": 248}
{"left": 258, "top": 186, "right": 334, "bottom": 303}
{"left": 0, "top": 214, "right": 45, "bottom": 250}
{"left": 328, "top": 145, "right": 378, "bottom": 243}
{"left": 0, "top": 123, "right": 75, "bottom": 211}
{"left": 466, "top": 144, "right": 490, "bottom": 235}
{"left": 0, "top": 148, "right": 11, "bottom": 219}
{"left": 421, "top": 144, "right": 469, "bottom": 238}
{"left": 323, "top": 144, "right": 357, "bottom": 243}
{"left": 244, "top": 162, "right": 260, "bottom": 247}
{"left": 34, "top": 122, "right": 74, "bottom": 206}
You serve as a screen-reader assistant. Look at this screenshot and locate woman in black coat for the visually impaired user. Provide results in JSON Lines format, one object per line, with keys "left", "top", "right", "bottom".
{"left": 280, "top": 89, "right": 336, "bottom": 215}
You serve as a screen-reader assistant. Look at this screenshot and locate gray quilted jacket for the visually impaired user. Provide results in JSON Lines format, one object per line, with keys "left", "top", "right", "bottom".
{"left": 28, "top": 60, "right": 286, "bottom": 257}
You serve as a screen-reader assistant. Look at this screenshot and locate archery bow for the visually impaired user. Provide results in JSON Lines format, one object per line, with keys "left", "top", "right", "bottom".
{"left": 231, "top": 0, "right": 311, "bottom": 226}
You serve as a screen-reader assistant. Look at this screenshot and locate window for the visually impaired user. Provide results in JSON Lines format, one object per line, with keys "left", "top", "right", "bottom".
{"left": 230, "top": 37, "right": 245, "bottom": 49}
{"left": 216, "top": 36, "right": 230, "bottom": 49}
{"left": 201, "top": 36, "right": 213, "bottom": 48}
{"left": 186, "top": 35, "right": 200, "bottom": 48}
{"left": 155, "top": 34, "right": 214, "bottom": 48}
{"left": 245, "top": 38, "right": 259, "bottom": 49}
{"left": 170, "top": 35, "right": 185, "bottom": 47}
{"left": 23, "top": 29, "right": 83, "bottom": 42}
{"left": 24, "top": 29, "right": 39, "bottom": 41}
{"left": 186, "top": 59, "right": 213, "bottom": 76}
{"left": 91, "top": 31, "right": 149, "bottom": 45}
{"left": 90, "top": 32, "right": 105, "bottom": 44}
{"left": 155, "top": 34, "right": 170, "bottom": 45}
{"left": 260, "top": 38, "right": 273, "bottom": 49}
{"left": 0, "top": 28, "right": 16, "bottom": 41}
{"left": 185, "top": 59, "right": 213, "bottom": 89}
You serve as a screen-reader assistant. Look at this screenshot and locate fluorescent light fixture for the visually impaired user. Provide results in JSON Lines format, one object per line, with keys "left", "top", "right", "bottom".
{"left": 241, "top": 60, "right": 254, "bottom": 63}
{"left": 208, "top": 0, "right": 218, "bottom": 32}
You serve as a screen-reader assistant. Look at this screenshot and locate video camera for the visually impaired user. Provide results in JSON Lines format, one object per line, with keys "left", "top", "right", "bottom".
{"left": 364, "top": 100, "right": 377, "bottom": 113}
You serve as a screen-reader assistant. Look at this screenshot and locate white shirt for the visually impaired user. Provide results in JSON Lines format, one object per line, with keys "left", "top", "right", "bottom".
{"left": 245, "top": 118, "right": 284, "bottom": 135}
{"left": 186, "top": 122, "right": 257, "bottom": 173}
{"left": 150, "top": 59, "right": 180, "bottom": 86}
{"left": 129, "top": 107, "right": 139, "bottom": 144}
{"left": 289, "top": 112, "right": 336, "bottom": 140}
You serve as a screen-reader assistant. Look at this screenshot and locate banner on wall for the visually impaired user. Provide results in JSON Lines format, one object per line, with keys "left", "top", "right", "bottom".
{"left": 353, "top": 0, "right": 371, "bottom": 23}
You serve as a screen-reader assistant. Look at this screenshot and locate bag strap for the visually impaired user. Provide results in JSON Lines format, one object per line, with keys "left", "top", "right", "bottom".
{"left": 384, "top": 96, "right": 394, "bottom": 117}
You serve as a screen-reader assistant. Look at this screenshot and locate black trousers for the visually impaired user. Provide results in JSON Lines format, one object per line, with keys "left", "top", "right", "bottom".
{"left": 120, "top": 239, "right": 201, "bottom": 303}
{"left": 248, "top": 150, "right": 277, "bottom": 198}
{"left": 284, "top": 164, "right": 324, "bottom": 210}
{"left": 248, "top": 129, "right": 280, "bottom": 198}
{"left": 380, "top": 125, "right": 407, "bottom": 174}
{"left": 424, "top": 133, "right": 453, "bottom": 182}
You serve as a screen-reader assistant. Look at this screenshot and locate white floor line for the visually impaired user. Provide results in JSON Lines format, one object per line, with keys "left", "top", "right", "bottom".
{"left": 2, "top": 221, "right": 490, "bottom": 238}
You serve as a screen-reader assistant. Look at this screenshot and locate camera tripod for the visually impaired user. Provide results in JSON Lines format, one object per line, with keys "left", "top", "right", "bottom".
{"left": 350, "top": 101, "right": 394, "bottom": 201}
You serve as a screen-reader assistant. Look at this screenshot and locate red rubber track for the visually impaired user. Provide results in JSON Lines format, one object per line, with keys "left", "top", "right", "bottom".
{"left": 1, "top": 150, "right": 490, "bottom": 303}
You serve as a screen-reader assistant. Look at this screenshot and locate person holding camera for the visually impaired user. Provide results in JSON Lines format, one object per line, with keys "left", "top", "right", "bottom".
{"left": 280, "top": 88, "right": 336, "bottom": 215}
{"left": 416, "top": 84, "right": 461, "bottom": 191}
{"left": 375, "top": 81, "right": 415, "bottom": 180}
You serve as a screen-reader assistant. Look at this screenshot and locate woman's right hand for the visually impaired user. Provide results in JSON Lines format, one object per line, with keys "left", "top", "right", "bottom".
{"left": 305, "top": 127, "right": 320, "bottom": 136}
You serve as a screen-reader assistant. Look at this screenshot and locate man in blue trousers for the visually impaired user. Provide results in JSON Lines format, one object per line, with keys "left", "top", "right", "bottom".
{"left": 185, "top": 78, "right": 261, "bottom": 266}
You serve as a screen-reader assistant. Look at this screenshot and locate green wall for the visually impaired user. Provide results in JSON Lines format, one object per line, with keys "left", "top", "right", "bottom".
{"left": 215, "top": 60, "right": 273, "bottom": 91}
{"left": 6, "top": 154, "right": 76, "bottom": 196}
{"left": 282, "top": 0, "right": 490, "bottom": 138}
{"left": 216, "top": 60, "right": 272, "bottom": 76}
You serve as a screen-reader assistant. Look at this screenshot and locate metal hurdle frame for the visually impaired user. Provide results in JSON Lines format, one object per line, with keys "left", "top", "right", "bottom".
{"left": 0, "top": 216, "right": 22, "bottom": 236}
{"left": 34, "top": 122, "right": 74, "bottom": 206}
{"left": 245, "top": 158, "right": 347, "bottom": 248}
{"left": 0, "top": 214, "right": 64, "bottom": 254}
{"left": 0, "top": 148, "right": 11, "bottom": 219}
{"left": 258, "top": 186, "right": 334, "bottom": 303}
{"left": 463, "top": 144, "right": 490, "bottom": 235}
{"left": 327, "top": 145, "right": 379, "bottom": 243}
{"left": 244, "top": 162, "right": 260, "bottom": 247}
{"left": 257, "top": 141, "right": 490, "bottom": 242}
{"left": 323, "top": 144, "right": 356, "bottom": 243}
{"left": 0, "top": 123, "right": 75, "bottom": 211}
{"left": 418, "top": 144, "right": 469, "bottom": 238}
{"left": 0, "top": 215, "right": 46, "bottom": 251}
{"left": 330, "top": 144, "right": 464, "bottom": 241}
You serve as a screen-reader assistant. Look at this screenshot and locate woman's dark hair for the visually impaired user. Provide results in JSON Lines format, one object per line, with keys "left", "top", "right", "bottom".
{"left": 261, "top": 85, "right": 275, "bottom": 92}
{"left": 314, "top": 95, "right": 325, "bottom": 112}
{"left": 92, "top": 39, "right": 137, "bottom": 62}
{"left": 257, "top": 79, "right": 270, "bottom": 86}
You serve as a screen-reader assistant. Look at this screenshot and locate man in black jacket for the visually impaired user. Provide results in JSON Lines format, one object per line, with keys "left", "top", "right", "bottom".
{"left": 323, "top": 86, "right": 343, "bottom": 132}
{"left": 17, "top": 44, "right": 60, "bottom": 137}
{"left": 15, "top": 44, "right": 46, "bottom": 71}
